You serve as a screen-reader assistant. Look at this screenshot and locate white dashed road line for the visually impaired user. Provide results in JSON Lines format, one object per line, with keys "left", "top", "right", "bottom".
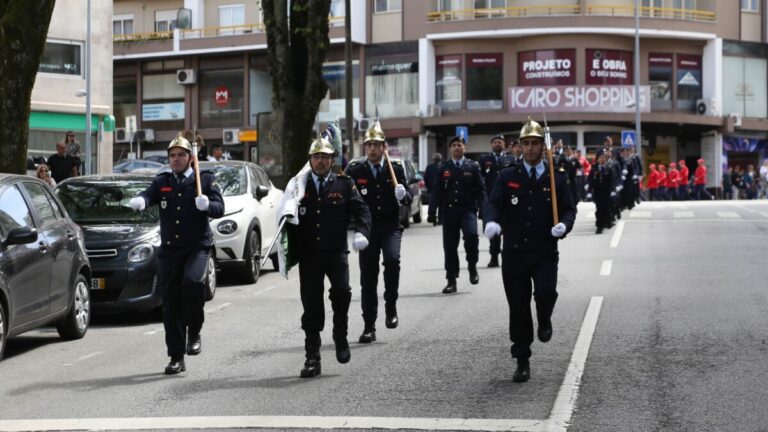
{"left": 609, "top": 221, "right": 625, "bottom": 248}
{"left": 205, "top": 302, "right": 231, "bottom": 314}
{"left": 672, "top": 211, "right": 695, "bottom": 218}
{"left": 599, "top": 260, "right": 613, "bottom": 276}
{"left": 716, "top": 211, "right": 741, "bottom": 219}
{"left": 629, "top": 211, "right": 652, "bottom": 218}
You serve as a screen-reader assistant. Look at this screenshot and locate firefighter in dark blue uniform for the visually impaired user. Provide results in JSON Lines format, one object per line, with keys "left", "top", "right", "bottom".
{"left": 290, "top": 138, "right": 371, "bottom": 378}
{"left": 428, "top": 136, "right": 486, "bottom": 293}
{"left": 478, "top": 134, "right": 512, "bottom": 268}
{"left": 345, "top": 123, "right": 411, "bottom": 344}
{"left": 129, "top": 134, "right": 224, "bottom": 375}
{"left": 586, "top": 149, "right": 615, "bottom": 234}
{"left": 484, "top": 118, "right": 576, "bottom": 383}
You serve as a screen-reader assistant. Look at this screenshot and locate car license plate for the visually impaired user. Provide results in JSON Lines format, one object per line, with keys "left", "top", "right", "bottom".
{"left": 91, "top": 278, "right": 105, "bottom": 290}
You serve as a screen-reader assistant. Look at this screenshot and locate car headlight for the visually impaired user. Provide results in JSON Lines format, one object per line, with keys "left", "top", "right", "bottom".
{"left": 217, "top": 220, "right": 238, "bottom": 235}
{"left": 127, "top": 243, "right": 155, "bottom": 263}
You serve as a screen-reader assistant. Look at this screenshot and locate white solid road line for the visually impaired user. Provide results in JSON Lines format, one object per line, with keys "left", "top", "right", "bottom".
{"left": 599, "top": 260, "right": 613, "bottom": 276}
{"left": 547, "top": 296, "right": 604, "bottom": 432}
{"left": 609, "top": 221, "right": 624, "bottom": 248}
{"left": 1, "top": 299, "right": 605, "bottom": 432}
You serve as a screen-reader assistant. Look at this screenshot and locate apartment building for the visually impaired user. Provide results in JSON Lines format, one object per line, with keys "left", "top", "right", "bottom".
{"left": 31, "top": 1, "right": 114, "bottom": 174}
{"left": 113, "top": 0, "right": 768, "bottom": 190}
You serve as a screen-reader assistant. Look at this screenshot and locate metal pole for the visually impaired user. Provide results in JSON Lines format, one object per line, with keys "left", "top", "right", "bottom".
{"left": 634, "top": 0, "right": 642, "bottom": 163}
{"left": 344, "top": 0, "right": 353, "bottom": 163}
{"left": 85, "top": 0, "right": 92, "bottom": 175}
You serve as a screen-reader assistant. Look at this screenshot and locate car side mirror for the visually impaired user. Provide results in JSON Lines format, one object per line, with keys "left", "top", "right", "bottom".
{"left": 255, "top": 185, "right": 269, "bottom": 200}
{"left": 2, "top": 226, "right": 38, "bottom": 247}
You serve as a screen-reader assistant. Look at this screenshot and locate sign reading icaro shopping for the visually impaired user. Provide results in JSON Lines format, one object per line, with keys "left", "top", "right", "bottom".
{"left": 508, "top": 85, "right": 651, "bottom": 113}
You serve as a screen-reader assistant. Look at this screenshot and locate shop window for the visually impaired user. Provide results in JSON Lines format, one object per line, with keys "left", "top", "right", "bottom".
{"left": 199, "top": 69, "right": 244, "bottom": 129}
{"left": 723, "top": 56, "right": 767, "bottom": 118}
{"left": 649, "top": 53, "right": 673, "bottom": 110}
{"left": 155, "top": 10, "right": 177, "bottom": 32}
{"left": 39, "top": 41, "right": 82, "bottom": 77}
{"left": 376, "top": 0, "right": 402, "bottom": 12}
{"left": 517, "top": 49, "right": 575, "bottom": 86}
{"left": 114, "top": 79, "right": 137, "bottom": 128}
{"left": 366, "top": 59, "right": 418, "bottom": 118}
{"left": 465, "top": 53, "right": 502, "bottom": 111}
{"left": 142, "top": 73, "right": 184, "bottom": 130}
{"left": 323, "top": 62, "right": 359, "bottom": 100}
{"left": 586, "top": 49, "right": 633, "bottom": 86}
{"left": 676, "top": 54, "right": 702, "bottom": 111}
{"left": 436, "top": 55, "right": 463, "bottom": 111}
{"left": 218, "top": 4, "right": 245, "bottom": 35}
{"left": 741, "top": 0, "right": 759, "bottom": 12}
{"left": 113, "top": 15, "right": 134, "bottom": 35}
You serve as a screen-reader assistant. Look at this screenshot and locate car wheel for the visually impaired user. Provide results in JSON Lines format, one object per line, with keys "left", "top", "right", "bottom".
{"left": 240, "top": 229, "right": 261, "bottom": 284}
{"left": 0, "top": 303, "right": 7, "bottom": 361}
{"left": 56, "top": 274, "right": 90, "bottom": 340}
{"left": 270, "top": 253, "right": 279, "bottom": 271}
{"left": 205, "top": 254, "right": 217, "bottom": 301}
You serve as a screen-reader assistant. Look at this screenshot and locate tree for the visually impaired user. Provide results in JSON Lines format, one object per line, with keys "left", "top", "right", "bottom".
{"left": 262, "top": 0, "right": 331, "bottom": 179}
{"left": 0, "top": 1, "right": 56, "bottom": 174}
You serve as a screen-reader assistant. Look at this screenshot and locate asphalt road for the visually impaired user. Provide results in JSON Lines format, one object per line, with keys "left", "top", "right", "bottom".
{"left": 1, "top": 200, "right": 767, "bottom": 432}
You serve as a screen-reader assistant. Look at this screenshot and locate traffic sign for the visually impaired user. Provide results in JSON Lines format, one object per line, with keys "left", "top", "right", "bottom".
{"left": 455, "top": 126, "right": 468, "bottom": 142}
{"left": 621, "top": 130, "right": 636, "bottom": 148}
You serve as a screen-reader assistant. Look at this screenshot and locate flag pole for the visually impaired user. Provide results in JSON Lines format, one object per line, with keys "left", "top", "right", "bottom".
{"left": 543, "top": 113, "right": 559, "bottom": 225}
{"left": 191, "top": 125, "right": 202, "bottom": 197}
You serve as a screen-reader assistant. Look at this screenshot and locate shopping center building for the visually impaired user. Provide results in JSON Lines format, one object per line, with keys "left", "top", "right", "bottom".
{"left": 112, "top": 0, "right": 768, "bottom": 190}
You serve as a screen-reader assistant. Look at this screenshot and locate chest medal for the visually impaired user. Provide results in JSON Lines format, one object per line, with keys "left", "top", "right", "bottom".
{"left": 161, "top": 200, "right": 167, "bottom": 209}
{"left": 361, "top": 188, "right": 368, "bottom": 196}
{"left": 299, "top": 207, "right": 306, "bottom": 216}
{"left": 511, "top": 195, "right": 519, "bottom": 205}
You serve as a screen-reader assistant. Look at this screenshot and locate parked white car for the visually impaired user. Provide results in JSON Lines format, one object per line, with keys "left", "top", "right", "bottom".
{"left": 200, "top": 161, "right": 283, "bottom": 284}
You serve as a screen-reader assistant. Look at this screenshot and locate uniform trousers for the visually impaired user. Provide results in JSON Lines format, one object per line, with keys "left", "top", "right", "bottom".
{"left": 158, "top": 247, "right": 209, "bottom": 358}
{"left": 594, "top": 193, "right": 612, "bottom": 229}
{"left": 359, "top": 222, "right": 402, "bottom": 326}
{"left": 693, "top": 184, "right": 712, "bottom": 200}
{"left": 501, "top": 249, "right": 559, "bottom": 360}
{"left": 441, "top": 208, "right": 479, "bottom": 280}
{"left": 677, "top": 185, "right": 688, "bottom": 200}
{"left": 298, "top": 251, "right": 351, "bottom": 338}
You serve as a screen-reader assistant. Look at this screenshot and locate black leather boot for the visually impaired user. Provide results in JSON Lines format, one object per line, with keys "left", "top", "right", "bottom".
{"left": 385, "top": 304, "right": 398, "bottom": 329}
{"left": 487, "top": 255, "right": 499, "bottom": 268}
{"left": 164, "top": 356, "right": 185, "bottom": 375}
{"left": 300, "top": 333, "right": 322, "bottom": 378}
{"left": 334, "top": 335, "right": 351, "bottom": 364}
{"left": 359, "top": 325, "right": 376, "bottom": 343}
{"left": 512, "top": 359, "right": 530, "bottom": 383}
{"left": 468, "top": 265, "right": 479, "bottom": 285}
{"left": 442, "top": 278, "right": 457, "bottom": 294}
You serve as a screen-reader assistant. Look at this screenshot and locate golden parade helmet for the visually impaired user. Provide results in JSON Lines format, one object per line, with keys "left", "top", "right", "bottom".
{"left": 519, "top": 117, "right": 544, "bottom": 140}
{"left": 167, "top": 132, "right": 192, "bottom": 153}
{"left": 364, "top": 121, "right": 386, "bottom": 143}
{"left": 308, "top": 137, "right": 335, "bottom": 155}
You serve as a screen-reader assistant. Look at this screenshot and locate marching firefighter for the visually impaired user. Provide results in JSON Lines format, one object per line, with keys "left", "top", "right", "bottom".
{"left": 478, "top": 134, "right": 512, "bottom": 268}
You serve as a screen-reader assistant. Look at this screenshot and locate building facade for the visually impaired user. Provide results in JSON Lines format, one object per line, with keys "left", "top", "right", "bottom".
{"left": 113, "top": 0, "right": 768, "bottom": 191}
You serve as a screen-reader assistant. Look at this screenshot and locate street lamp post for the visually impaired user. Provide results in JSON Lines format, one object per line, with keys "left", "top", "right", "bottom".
{"left": 634, "top": 0, "right": 642, "bottom": 162}
{"left": 84, "top": 0, "right": 92, "bottom": 175}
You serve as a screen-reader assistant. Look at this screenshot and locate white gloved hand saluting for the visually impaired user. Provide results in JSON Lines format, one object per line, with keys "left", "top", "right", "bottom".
{"left": 394, "top": 184, "right": 407, "bottom": 201}
{"left": 352, "top": 232, "right": 369, "bottom": 251}
{"left": 586, "top": 193, "right": 592, "bottom": 199}
{"left": 484, "top": 222, "right": 502, "bottom": 239}
{"left": 128, "top": 196, "right": 145, "bottom": 211}
{"left": 195, "top": 195, "right": 210, "bottom": 211}
{"left": 551, "top": 222, "right": 567, "bottom": 238}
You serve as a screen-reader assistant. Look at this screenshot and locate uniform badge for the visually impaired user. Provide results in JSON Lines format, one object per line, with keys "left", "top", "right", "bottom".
{"left": 361, "top": 189, "right": 368, "bottom": 195}
{"left": 486, "top": 167, "right": 491, "bottom": 173}
{"left": 299, "top": 207, "right": 306, "bottom": 215}
{"left": 511, "top": 195, "right": 518, "bottom": 205}
{"left": 161, "top": 200, "right": 167, "bottom": 209}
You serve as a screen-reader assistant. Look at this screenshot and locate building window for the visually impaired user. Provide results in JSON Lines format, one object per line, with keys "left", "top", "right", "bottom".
{"left": 741, "top": 0, "right": 759, "bottom": 12}
{"left": 199, "top": 69, "right": 244, "bottom": 129}
{"left": 113, "top": 14, "right": 134, "bottom": 35}
{"left": 375, "top": 0, "right": 402, "bottom": 13}
{"left": 676, "top": 54, "right": 702, "bottom": 111}
{"left": 38, "top": 41, "right": 82, "bottom": 76}
{"left": 366, "top": 59, "right": 418, "bottom": 118}
{"left": 649, "top": 53, "right": 673, "bottom": 110}
{"left": 723, "top": 56, "right": 767, "bottom": 118}
{"left": 474, "top": 0, "right": 506, "bottom": 18}
{"left": 436, "top": 55, "right": 463, "bottom": 111}
{"left": 465, "top": 53, "right": 502, "bottom": 111}
{"left": 329, "top": 0, "right": 345, "bottom": 26}
{"left": 219, "top": 4, "right": 245, "bottom": 35}
{"left": 142, "top": 73, "right": 184, "bottom": 129}
{"left": 114, "top": 79, "right": 137, "bottom": 128}
{"left": 155, "top": 10, "right": 178, "bottom": 32}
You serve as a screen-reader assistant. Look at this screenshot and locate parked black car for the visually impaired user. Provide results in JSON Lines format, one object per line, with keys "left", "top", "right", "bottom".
{"left": 0, "top": 174, "right": 91, "bottom": 361}
{"left": 55, "top": 174, "right": 216, "bottom": 314}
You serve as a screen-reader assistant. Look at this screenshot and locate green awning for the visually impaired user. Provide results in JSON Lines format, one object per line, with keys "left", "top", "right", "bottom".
{"left": 29, "top": 112, "right": 101, "bottom": 132}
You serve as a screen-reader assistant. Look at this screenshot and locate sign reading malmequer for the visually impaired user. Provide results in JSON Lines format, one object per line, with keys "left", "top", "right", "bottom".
{"left": 508, "top": 85, "right": 651, "bottom": 113}
{"left": 518, "top": 49, "right": 576, "bottom": 86}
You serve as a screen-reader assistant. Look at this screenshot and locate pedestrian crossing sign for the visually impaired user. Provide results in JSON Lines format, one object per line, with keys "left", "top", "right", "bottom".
{"left": 621, "top": 130, "right": 636, "bottom": 148}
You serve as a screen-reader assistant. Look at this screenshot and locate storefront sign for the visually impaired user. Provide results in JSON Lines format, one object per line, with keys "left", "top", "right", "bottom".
{"left": 370, "top": 61, "right": 418, "bottom": 75}
{"left": 586, "top": 49, "right": 633, "bottom": 85}
{"left": 142, "top": 102, "right": 185, "bottom": 121}
{"left": 508, "top": 85, "right": 651, "bottom": 113}
{"left": 215, "top": 86, "right": 231, "bottom": 107}
{"left": 518, "top": 49, "right": 575, "bottom": 86}
{"left": 39, "top": 42, "right": 82, "bottom": 76}
{"left": 467, "top": 53, "right": 501, "bottom": 68}
{"left": 649, "top": 53, "right": 673, "bottom": 66}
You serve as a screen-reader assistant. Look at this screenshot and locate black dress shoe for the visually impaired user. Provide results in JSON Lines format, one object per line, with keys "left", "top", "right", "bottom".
{"left": 385, "top": 315, "right": 398, "bottom": 329}
{"left": 442, "top": 279, "right": 457, "bottom": 294}
{"left": 186, "top": 334, "right": 201, "bottom": 355}
{"left": 358, "top": 328, "right": 376, "bottom": 343}
{"left": 334, "top": 337, "right": 351, "bottom": 364}
{"left": 538, "top": 318, "right": 552, "bottom": 343}
{"left": 487, "top": 256, "right": 499, "bottom": 268}
{"left": 164, "top": 357, "right": 186, "bottom": 375}
{"left": 469, "top": 266, "right": 479, "bottom": 285}
{"left": 512, "top": 361, "right": 530, "bottom": 383}
{"left": 300, "top": 358, "right": 321, "bottom": 378}
{"left": 595, "top": 227, "right": 603, "bottom": 234}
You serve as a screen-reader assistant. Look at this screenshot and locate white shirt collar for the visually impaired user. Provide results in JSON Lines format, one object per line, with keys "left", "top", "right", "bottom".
{"left": 176, "top": 167, "right": 193, "bottom": 178}
{"left": 310, "top": 172, "right": 331, "bottom": 183}
{"left": 451, "top": 157, "right": 466, "bottom": 166}
{"left": 523, "top": 160, "right": 545, "bottom": 177}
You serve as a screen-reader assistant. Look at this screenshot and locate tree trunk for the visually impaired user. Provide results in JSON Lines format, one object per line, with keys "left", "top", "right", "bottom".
{"left": 0, "top": 1, "right": 56, "bottom": 174}
{"left": 263, "top": 0, "right": 331, "bottom": 180}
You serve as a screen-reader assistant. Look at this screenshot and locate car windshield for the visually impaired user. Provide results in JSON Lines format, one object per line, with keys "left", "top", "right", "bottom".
{"left": 207, "top": 165, "right": 247, "bottom": 197}
{"left": 56, "top": 180, "right": 159, "bottom": 224}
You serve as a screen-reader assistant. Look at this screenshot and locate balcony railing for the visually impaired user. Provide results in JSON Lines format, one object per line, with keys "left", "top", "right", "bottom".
{"left": 427, "top": 4, "right": 715, "bottom": 22}
{"left": 179, "top": 23, "right": 265, "bottom": 39}
{"left": 114, "top": 30, "right": 172, "bottom": 43}
{"left": 586, "top": 5, "right": 715, "bottom": 21}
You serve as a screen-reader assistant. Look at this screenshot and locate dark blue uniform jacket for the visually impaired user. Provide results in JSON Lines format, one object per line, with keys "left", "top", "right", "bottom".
{"left": 345, "top": 160, "right": 412, "bottom": 224}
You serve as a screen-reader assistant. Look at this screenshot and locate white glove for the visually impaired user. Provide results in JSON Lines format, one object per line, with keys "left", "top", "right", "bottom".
{"left": 195, "top": 195, "right": 210, "bottom": 211}
{"left": 632, "top": 175, "right": 639, "bottom": 180}
{"left": 611, "top": 191, "right": 617, "bottom": 197}
{"left": 586, "top": 193, "right": 592, "bottom": 199}
{"left": 128, "top": 196, "right": 145, "bottom": 211}
{"left": 394, "top": 184, "right": 406, "bottom": 201}
{"left": 622, "top": 169, "right": 628, "bottom": 176}
{"left": 615, "top": 185, "right": 623, "bottom": 192}
{"left": 584, "top": 184, "right": 590, "bottom": 191}
{"left": 484, "top": 222, "right": 502, "bottom": 239}
{"left": 352, "top": 232, "right": 369, "bottom": 251}
{"left": 551, "top": 222, "right": 566, "bottom": 238}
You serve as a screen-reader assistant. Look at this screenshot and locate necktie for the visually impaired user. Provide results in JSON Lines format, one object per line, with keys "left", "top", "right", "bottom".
{"left": 455, "top": 160, "right": 461, "bottom": 169}
{"left": 373, "top": 164, "right": 380, "bottom": 178}
{"left": 176, "top": 173, "right": 185, "bottom": 184}
{"left": 317, "top": 177, "right": 324, "bottom": 194}
{"left": 529, "top": 167, "right": 537, "bottom": 183}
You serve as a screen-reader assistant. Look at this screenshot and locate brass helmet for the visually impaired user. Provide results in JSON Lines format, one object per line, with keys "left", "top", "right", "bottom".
{"left": 519, "top": 116, "right": 544, "bottom": 139}
{"left": 364, "top": 121, "right": 386, "bottom": 143}
{"left": 167, "top": 132, "right": 192, "bottom": 153}
{"left": 308, "top": 137, "right": 335, "bottom": 155}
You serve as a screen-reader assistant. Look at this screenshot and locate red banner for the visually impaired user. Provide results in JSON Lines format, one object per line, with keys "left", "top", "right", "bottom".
{"left": 586, "top": 49, "right": 633, "bottom": 85}
{"left": 518, "top": 49, "right": 575, "bottom": 86}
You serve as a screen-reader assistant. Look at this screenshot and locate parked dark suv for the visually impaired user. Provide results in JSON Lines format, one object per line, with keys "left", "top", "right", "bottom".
{"left": 56, "top": 174, "right": 216, "bottom": 314}
{"left": 0, "top": 175, "right": 91, "bottom": 361}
